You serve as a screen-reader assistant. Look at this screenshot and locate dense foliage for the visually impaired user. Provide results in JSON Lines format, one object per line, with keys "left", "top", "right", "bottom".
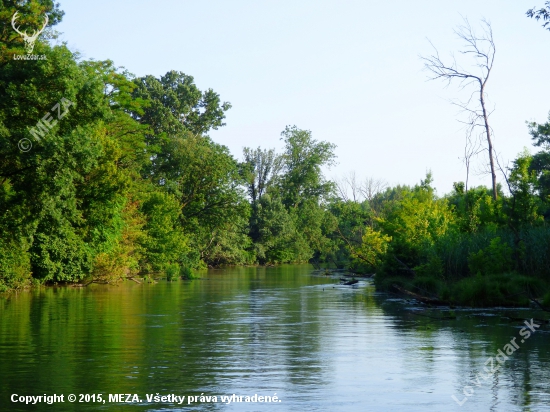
{"left": 0, "top": 1, "right": 341, "bottom": 290}
{"left": 1, "top": 2, "right": 550, "bottom": 307}
{"left": 353, "top": 141, "right": 550, "bottom": 306}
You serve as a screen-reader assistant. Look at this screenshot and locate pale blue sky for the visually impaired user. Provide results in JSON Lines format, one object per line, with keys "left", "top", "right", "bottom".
{"left": 56, "top": 0, "right": 550, "bottom": 195}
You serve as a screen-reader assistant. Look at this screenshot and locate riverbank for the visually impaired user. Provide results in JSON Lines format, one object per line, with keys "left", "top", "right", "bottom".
{"left": 375, "top": 271, "right": 550, "bottom": 308}
{"left": 4, "top": 266, "right": 550, "bottom": 311}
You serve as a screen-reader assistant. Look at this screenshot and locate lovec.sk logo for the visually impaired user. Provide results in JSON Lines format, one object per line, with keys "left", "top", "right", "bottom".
{"left": 11, "top": 11, "right": 48, "bottom": 55}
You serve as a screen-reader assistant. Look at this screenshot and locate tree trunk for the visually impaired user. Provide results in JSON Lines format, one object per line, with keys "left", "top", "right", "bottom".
{"left": 480, "top": 84, "right": 498, "bottom": 200}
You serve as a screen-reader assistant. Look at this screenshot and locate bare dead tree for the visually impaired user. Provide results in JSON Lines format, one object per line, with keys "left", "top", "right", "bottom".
{"left": 242, "top": 147, "right": 282, "bottom": 205}
{"left": 461, "top": 114, "right": 485, "bottom": 193}
{"left": 495, "top": 153, "right": 511, "bottom": 194}
{"left": 335, "top": 177, "right": 350, "bottom": 201}
{"left": 345, "top": 171, "right": 360, "bottom": 202}
{"left": 336, "top": 171, "right": 362, "bottom": 202}
{"left": 360, "top": 177, "right": 387, "bottom": 203}
{"left": 421, "top": 18, "right": 498, "bottom": 200}
{"left": 335, "top": 173, "right": 387, "bottom": 206}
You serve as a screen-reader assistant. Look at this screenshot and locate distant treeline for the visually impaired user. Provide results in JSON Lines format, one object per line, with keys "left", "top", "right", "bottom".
{"left": 2, "top": 2, "right": 550, "bottom": 307}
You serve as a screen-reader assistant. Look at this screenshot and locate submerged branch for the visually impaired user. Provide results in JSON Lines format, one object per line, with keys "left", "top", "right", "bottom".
{"left": 392, "top": 284, "right": 448, "bottom": 305}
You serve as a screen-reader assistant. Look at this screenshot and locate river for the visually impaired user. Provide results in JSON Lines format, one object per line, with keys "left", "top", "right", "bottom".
{"left": 1, "top": 265, "right": 549, "bottom": 411}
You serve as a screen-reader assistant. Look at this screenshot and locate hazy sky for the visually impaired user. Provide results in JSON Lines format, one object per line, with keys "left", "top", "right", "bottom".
{"left": 55, "top": 0, "right": 550, "bottom": 195}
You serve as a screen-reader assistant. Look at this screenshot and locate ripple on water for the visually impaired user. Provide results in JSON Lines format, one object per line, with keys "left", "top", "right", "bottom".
{"left": 1, "top": 266, "right": 549, "bottom": 411}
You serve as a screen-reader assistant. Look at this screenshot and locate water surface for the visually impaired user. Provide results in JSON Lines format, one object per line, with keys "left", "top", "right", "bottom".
{"left": 1, "top": 265, "right": 549, "bottom": 411}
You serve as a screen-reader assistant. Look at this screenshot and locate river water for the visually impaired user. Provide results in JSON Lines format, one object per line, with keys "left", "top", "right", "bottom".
{"left": 1, "top": 265, "right": 549, "bottom": 411}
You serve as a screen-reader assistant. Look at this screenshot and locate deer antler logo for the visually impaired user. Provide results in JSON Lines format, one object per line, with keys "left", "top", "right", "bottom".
{"left": 11, "top": 11, "right": 49, "bottom": 54}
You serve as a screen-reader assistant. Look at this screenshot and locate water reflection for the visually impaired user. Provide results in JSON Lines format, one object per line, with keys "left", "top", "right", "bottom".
{"left": 0, "top": 265, "right": 549, "bottom": 411}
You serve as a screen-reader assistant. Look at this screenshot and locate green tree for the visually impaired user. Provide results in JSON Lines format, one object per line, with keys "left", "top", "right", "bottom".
{"left": 327, "top": 200, "right": 372, "bottom": 270}
{"left": 241, "top": 146, "right": 282, "bottom": 243}
{"left": 0, "top": 42, "right": 117, "bottom": 282}
{"left": 127, "top": 70, "right": 250, "bottom": 267}
{"left": 0, "top": 8, "right": 156, "bottom": 287}
{"left": 161, "top": 135, "right": 249, "bottom": 267}
{"left": 278, "top": 126, "right": 336, "bottom": 209}
{"left": 131, "top": 71, "right": 231, "bottom": 180}
{"left": 242, "top": 147, "right": 282, "bottom": 205}
{"left": 273, "top": 126, "right": 337, "bottom": 265}
{"left": 252, "top": 194, "right": 297, "bottom": 264}
{"left": 375, "top": 177, "right": 457, "bottom": 275}
{"left": 447, "top": 184, "right": 502, "bottom": 233}
{"left": 505, "top": 151, "right": 542, "bottom": 227}
{"left": 528, "top": 113, "right": 550, "bottom": 203}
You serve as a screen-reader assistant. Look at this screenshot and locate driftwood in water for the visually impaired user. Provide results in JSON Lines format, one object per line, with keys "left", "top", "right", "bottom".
{"left": 407, "top": 311, "right": 456, "bottom": 321}
{"left": 392, "top": 284, "right": 447, "bottom": 305}
{"left": 529, "top": 295, "right": 550, "bottom": 313}
{"left": 503, "top": 315, "right": 548, "bottom": 324}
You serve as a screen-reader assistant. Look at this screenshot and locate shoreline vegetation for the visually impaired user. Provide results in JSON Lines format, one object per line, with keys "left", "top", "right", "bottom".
{"left": 2, "top": 3, "right": 550, "bottom": 310}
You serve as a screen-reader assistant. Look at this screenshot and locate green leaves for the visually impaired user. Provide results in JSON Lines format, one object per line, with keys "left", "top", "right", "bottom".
{"left": 241, "top": 127, "right": 338, "bottom": 265}
{"left": 131, "top": 71, "right": 231, "bottom": 138}
{"left": 279, "top": 126, "right": 336, "bottom": 209}
{"left": 354, "top": 227, "right": 391, "bottom": 269}
{"left": 253, "top": 194, "right": 297, "bottom": 264}
{"left": 139, "top": 191, "right": 188, "bottom": 274}
{"left": 506, "top": 151, "right": 542, "bottom": 227}
{"left": 468, "top": 237, "right": 513, "bottom": 276}
{"left": 527, "top": 113, "right": 550, "bottom": 202}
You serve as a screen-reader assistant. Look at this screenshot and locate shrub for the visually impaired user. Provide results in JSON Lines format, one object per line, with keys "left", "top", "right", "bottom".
{"left": 468, "top": 237, "right": 513, "bottom": 275}
{"left": 413, "top": 276, "right": 443, "bottom": 296}
{"left": 179, "top": 266, "right": 194, "bottom": 280}
{"left": 165, "top": 263, "right": 180, "bottom": 281}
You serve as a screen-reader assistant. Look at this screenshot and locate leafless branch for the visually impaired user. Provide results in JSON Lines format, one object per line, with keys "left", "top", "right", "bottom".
{"left": 421, "top": 17, "right": 498, "bottom": 199}
{"left": 495, "top": 151, "right": 512, "bottom": 195}
{"left": 335, "top": 173, "right": 387, "bottom": 204}
{"left": 360, "top": 177, "right": 387, "bottom": 203}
